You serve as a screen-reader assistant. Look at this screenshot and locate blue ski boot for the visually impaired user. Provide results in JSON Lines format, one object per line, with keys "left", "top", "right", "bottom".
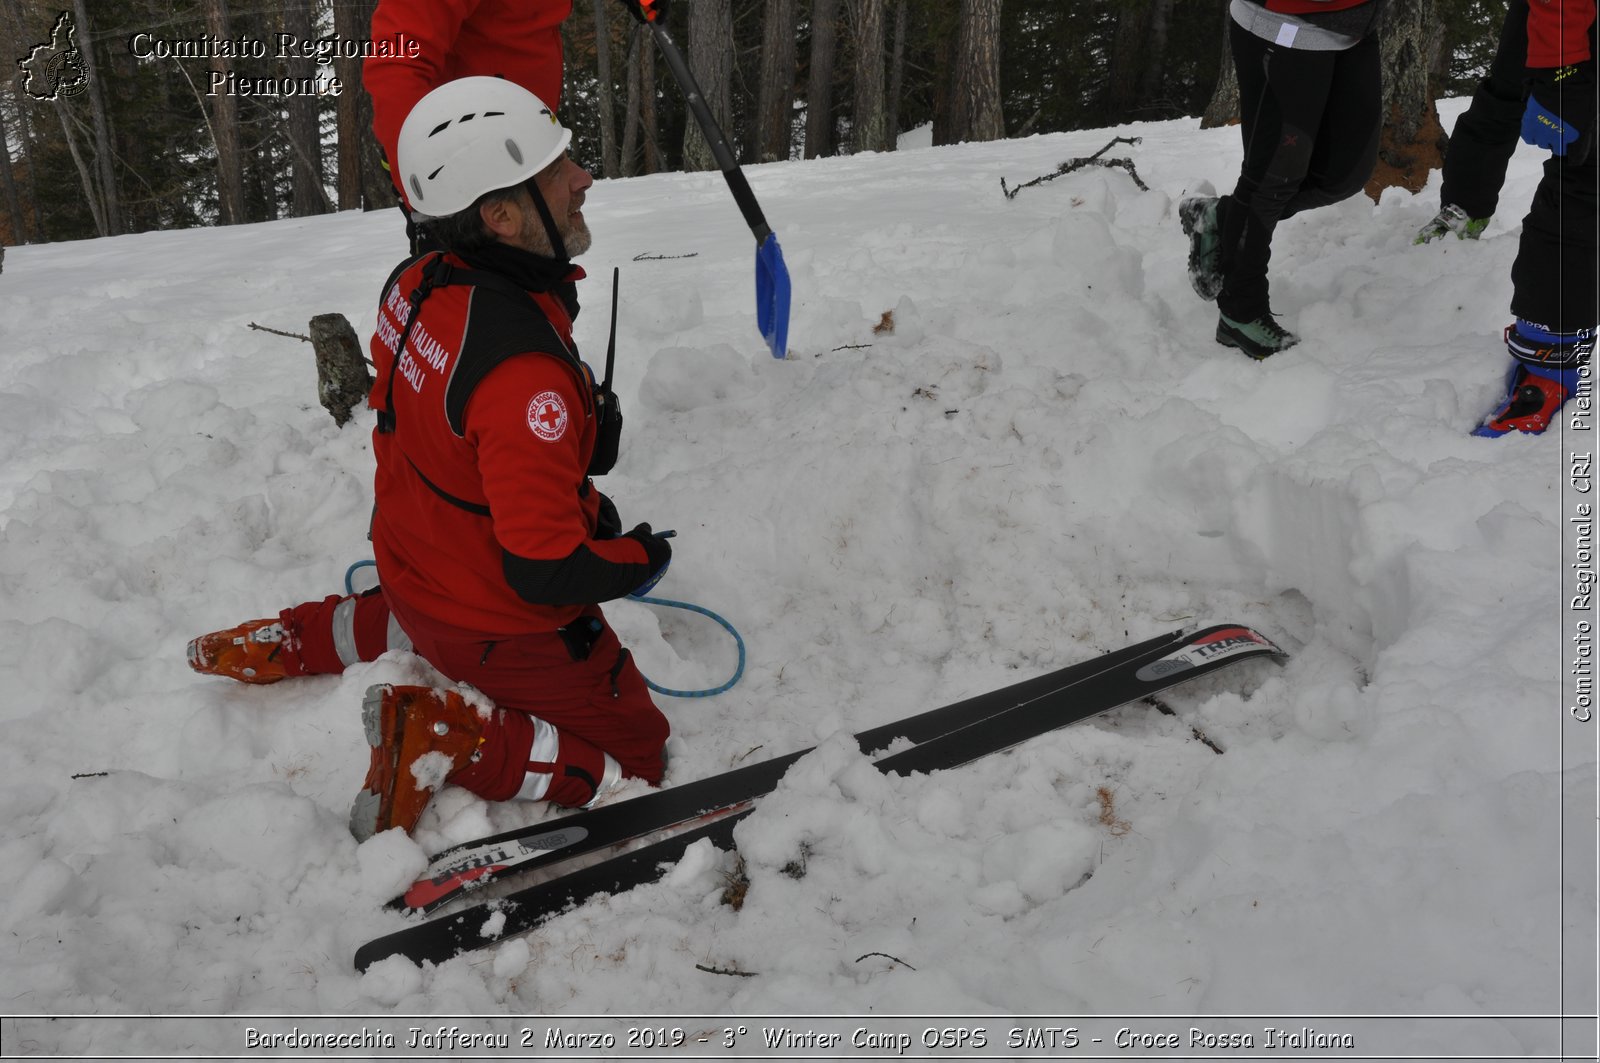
{"left": 1473, "top": 321, "right": 1593, "bottom": 437}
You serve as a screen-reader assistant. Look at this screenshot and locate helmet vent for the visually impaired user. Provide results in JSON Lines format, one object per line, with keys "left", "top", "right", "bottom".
{"left": 409, "top": 174, "right": 424, "bottom": 201}
{"left": 428, "top": 120, "right": 451, "bottom": 136}
{"left": 504, "top": 139, "right": 523, "bottom": 164}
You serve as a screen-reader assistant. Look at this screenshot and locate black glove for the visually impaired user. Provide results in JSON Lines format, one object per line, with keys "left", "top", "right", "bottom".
{"left": 594, "top": 490, "right": 622, "bottom": 540}
{"left": 617, "top": 0, "right": 667, "bottom": 24}
{"left": 623, "top": 522, "right": 673, "bottom": 577}
{"left": 1523, "top": 61, "right": 1595, "bottom": 160}
{"left": 588, "top": 388, "right": 623, "bottom": 477}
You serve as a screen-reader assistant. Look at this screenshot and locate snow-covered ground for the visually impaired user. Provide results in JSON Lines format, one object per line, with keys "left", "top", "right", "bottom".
{"left": 0, "top": 98, "right": 1595, "bottom": 1058}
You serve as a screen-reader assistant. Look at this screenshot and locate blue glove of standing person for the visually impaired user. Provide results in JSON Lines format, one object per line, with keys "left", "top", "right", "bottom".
{"left": 1522, "top": 62, "right": 1595, "bottom": 157}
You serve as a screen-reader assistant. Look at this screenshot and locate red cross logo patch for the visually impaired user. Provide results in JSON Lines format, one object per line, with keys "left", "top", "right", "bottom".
{"left": 527, "top": 391, "right": 569, "bottom": 442}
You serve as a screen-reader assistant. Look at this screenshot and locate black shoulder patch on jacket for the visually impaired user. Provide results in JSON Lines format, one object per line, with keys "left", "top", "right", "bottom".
{"left": 443, "top": 275, "right": 589, "bottom": 438}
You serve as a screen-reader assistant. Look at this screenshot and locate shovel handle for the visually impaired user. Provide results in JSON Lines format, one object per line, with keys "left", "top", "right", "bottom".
{"left": 648, "top": 21, "right": 773, "bottom": 245}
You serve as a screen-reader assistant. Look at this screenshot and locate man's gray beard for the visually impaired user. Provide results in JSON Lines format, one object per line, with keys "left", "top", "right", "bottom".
{"left": 522, "top": 212, "right": 591, "bottom": 259}
{"left": 563, "top": 219, "right": 592, "bottom": 257}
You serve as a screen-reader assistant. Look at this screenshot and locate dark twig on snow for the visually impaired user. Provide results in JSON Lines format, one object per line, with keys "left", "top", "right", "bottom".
{"left": 696, "top": 963, "right": 758, "bottom": 977}
{"left": 832, "top": 343, "right": 872, "bottom": 351}
{"left": 1143, "top": 695, "right": 1226, "bottom": 754}
{"left": 856, "top": 952, "right": 917, "bottom": 971}
{"left": 248, "top": 321, "right": 310, "bottom": 342}
{"left": 70, "top": 772, "right": 109, "bottom": 779}
{"left": 1002, "top": 137, "right": 1148, "bottom": 199}
{"left": 633, "top": 251, "right": 700, "bottom": 261}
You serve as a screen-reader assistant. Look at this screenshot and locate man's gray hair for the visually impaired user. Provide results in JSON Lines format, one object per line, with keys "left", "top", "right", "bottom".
{"left": 419, "top": 184, "right": 524, "bottom": 254}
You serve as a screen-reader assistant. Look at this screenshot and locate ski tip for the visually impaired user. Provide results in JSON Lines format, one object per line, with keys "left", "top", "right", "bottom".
{"left": 1136, "top": 624, "right": 1284, "bottom": 683}
{"left": 353, "top": 941, "right": 396, "bottom": 973}
{"left": 1212, "top": 624, "right": 1284, "bottom": 653}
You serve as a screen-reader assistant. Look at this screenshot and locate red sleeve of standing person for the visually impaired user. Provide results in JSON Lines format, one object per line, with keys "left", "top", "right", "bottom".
{"left": 1526, "top": 0, "right": 1596, "bottom": 68}
{"left": 365, "top": 0, "right": 572, "bottom": 182}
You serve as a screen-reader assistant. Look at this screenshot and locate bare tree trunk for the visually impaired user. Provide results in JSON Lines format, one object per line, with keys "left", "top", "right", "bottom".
{"left": 71, "top": 0, "right": 121, "bottom": 234}
{"left": 202, "top": 0, "right": 245, "bottom": 223}
{"left": 848, "top": 0, "right": 888, "bottom": 152}
{"left": 1365, "top": 0, "right": 1446, "bottom": 197}
{"left": 804, "top": 0, "right": 839, "bottom": 158}
{"left": 930, "top": 9, "right": 956, "bottom": 144}
{"left": 950, "top": 0, "right": 1003, "bottom": 142}
{"left": 334, "top": 0, "right": 367, "bottom": 208}
{"left": 9, "top": 80, "right": 45, "bottom": 240}
{"left": 247, "top": 126, "right": 277, "bottom": 221}
{"left": 1200, "top": 7, "right": 1238, "bottom": 128}
{"left": 326, "top": 0, "right": 392, "bottom": 210}
{"left": 1138, "top": 0, "right": 1176, "bottom": 104}
{"left": 683, "top": 0, "right": 734, "bottom": 171}
{"left": 620, "top": 28, "right": 641, "bottom": 176}
{"left": 592, "top": 0, "right": 619, "bottom": 177}
{"left": 755, "top": 0, "right": 798, "bottom": 162}
{"left": 54, "top": 101, "right": 106, "bottom": 234}
{"left": 0, "top": 0, "right": 45, "bottom": 236}
{"left": 352, "top": 1, "right": 393, "bottom": 209}
{"left": 1102, "top": 1, "right": 1147, "bottom": 124}
{"left": 0, "top": 106, "right": 26, "bottom": 242}
{"left": 641, "top": 33, "right": 661, "bottom": 173}
{"left": 886, "top": 0, "right": 907, "bottom": 147}
{"left": 283, "top": 0, "right": 327, "bottom": 216}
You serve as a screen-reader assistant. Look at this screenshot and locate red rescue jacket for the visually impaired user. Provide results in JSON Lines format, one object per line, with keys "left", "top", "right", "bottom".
{"left": 364, "top": 0, "right": 573, "bottom": 182}
{"left": 1526, "top": 0, "right": 1597, "bottom": 68}
{"left": 368, "top": 250, "right": 655, "bottom": 642}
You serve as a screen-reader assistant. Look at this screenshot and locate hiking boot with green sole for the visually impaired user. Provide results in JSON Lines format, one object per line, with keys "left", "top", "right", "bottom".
{"left": 1414, "top": 204, "right": 1489, "bottom": 244}
{"left": 1179, "top": 195, "right": 1224, "bottom": 301}
{"left": 1217, "top": 312, "right": 1299, "bottom": 360}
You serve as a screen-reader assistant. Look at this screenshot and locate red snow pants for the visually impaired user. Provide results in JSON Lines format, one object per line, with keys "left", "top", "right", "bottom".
{"left": 280, "top": 590, "right": 668, "bottom": 804}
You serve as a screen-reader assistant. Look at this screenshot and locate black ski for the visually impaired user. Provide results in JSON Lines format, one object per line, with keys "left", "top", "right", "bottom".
{"left": 392, "top": 626, "right": 1183, "bottom": 916}
{"left": 354, "top": 623, "right": 1282, "bottom": 971}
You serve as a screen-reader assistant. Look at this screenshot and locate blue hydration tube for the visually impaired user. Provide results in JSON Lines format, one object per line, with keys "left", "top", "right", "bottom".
{"left": 342, "top": 558, "right": 744, "bottom": 698}
{"left": 627, "top": 592, "right": 746, "bottom": 698}
{"left": 344, "top": 559, "right": 378, "bottom": 594}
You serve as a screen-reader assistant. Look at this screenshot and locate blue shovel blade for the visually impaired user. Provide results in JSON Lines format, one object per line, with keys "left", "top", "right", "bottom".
{"left": 756, "top": 232, "right": 792, "bottom": 359}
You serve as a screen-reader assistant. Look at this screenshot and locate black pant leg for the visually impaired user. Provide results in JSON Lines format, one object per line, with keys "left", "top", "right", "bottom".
{"left": 1509, "top": 143, "right": 1599, "bottom": 336}
{"left": 1438, "top": 0, "right": 1529, "bottom": 219}
{"left": 1282, "top": 31, "right": 1382, "bottom": 219}
{"left": 1509, "top": 19, "right": 1599, "bottom": 337}
{"left": 1220, "top": 24, "right": 1341, "bottom": 321}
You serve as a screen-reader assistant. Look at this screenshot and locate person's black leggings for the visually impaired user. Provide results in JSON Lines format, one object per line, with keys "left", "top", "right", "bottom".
{"left": 1219, "top": 21, "right": 1382, "bottom": 322}
{"left": 1439, "top": 0, "right": 1527, "bottom": 220}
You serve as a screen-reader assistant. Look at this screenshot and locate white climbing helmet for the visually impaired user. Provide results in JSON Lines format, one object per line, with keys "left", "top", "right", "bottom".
{"left": 396, "top": 76, "right": 571, "bottom": 218}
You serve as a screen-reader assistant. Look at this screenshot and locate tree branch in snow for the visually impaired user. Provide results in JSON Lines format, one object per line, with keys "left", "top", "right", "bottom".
{"left": 695, "top": 963, "right": 758, "bottom": 977}
{"left": 856, "top": 952, "right": 916, "bottom": 970}
{"left": 1001, "top": 137, "right": 1148, "bottom": 199}
{"left": 248, "top": 322, "right": 310, "bottom": 342}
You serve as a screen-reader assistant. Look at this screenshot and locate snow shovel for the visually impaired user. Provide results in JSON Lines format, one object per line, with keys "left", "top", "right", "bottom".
{"left": 646, "top": 20, "right": 791, "bottom": 358}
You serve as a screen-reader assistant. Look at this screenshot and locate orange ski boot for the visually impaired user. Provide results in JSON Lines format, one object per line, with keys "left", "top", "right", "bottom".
{"left": 350, "top": 685, "right": 489, "bottom": 841}
{"left": 187, "top": 618, "right": 301, "bottom": 684}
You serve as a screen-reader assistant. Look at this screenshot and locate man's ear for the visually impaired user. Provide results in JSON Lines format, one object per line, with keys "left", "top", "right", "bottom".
{"left": 479, "top": 194, "right": 522, "bottom": 241}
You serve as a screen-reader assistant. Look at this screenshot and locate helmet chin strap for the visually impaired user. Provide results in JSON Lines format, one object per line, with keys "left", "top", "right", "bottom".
{"left": 523, "top": 176, "right": 569, "bottom": 262}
